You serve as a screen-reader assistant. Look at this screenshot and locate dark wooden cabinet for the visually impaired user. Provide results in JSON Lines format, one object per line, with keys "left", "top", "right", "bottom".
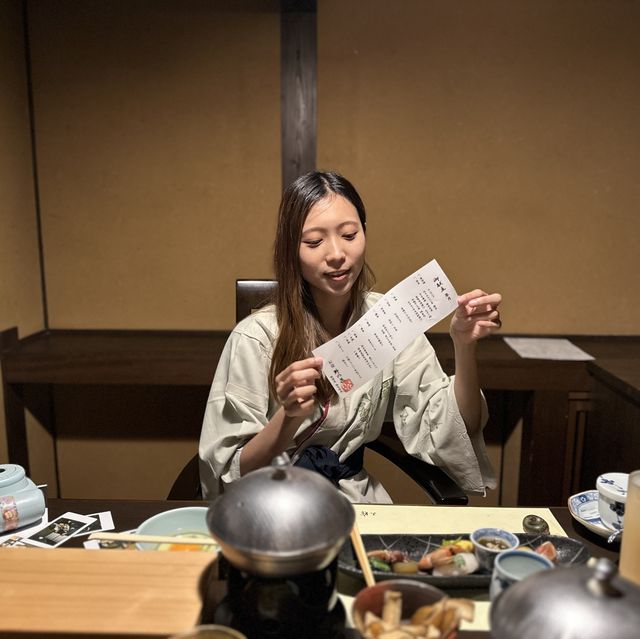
{"left": 2, "top": 327, "right": 639, "bottom": 505}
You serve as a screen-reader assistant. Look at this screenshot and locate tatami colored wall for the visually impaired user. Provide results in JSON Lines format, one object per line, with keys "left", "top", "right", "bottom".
{"left": 30, "top": 0, "right": 281, "bottom": 330}
{"left": 32, "top": 0, "right": 640, "bottom": 336}
{"left": 318, "top": 0, "right": 640, "bottom": 335}
{"left": 0, "top": 2, "right": 46, "bottom": 468}
{"left": 2, "top": 1, "right": 638, "bottom": 499}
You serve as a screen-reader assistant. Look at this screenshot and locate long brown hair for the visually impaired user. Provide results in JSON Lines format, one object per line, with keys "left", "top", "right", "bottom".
{"left": 269, "top": 171, "right": 375, "bottom": 402}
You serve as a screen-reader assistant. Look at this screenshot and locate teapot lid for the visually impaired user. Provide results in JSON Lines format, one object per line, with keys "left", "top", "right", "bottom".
{"left": 491, "top": 558, "right": 640, "bottom": 639}
{"left": 206, "top": 454, "right": 355, "bottom": 577}
{"left": 0, "top": 464, "right": 27, "bottom": 491}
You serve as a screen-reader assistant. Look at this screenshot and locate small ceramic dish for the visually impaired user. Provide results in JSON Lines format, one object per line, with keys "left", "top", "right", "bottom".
{"left": 168, "top": 625, "right": 247, "bottom": 639}
{"left": 568, "top": 490, "right": 622, "bottom": 540}
{"left": 470, "top": 528, "right": 519, "bottom": 571}
{"left": 489, "top": 549, "right": 554, "bottom": 601}
{"left": 596, "top": 472, "right": 628, "bottom": 531}
{"left": 136, "top": 506, "right": 216, "bottom": 551}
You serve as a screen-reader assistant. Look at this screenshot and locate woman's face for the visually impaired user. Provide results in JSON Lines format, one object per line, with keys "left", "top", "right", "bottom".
{"left": 298, "top": 194, "right": 366, "bottom": 308}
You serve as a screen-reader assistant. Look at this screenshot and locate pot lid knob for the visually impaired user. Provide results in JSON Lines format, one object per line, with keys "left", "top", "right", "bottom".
{"left": 588, "top": 558, "right": 621, "bottom": 598}
{"left": 270, "top": 453, "right": 291, "bottom": 480}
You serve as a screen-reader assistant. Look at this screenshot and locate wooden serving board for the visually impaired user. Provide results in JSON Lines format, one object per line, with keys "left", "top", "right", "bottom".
{"left": 0, "top": 547, "right": 216, "bottom": 637}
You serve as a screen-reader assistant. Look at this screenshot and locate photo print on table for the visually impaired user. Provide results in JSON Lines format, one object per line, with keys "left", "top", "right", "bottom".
{"left": 0, "top": 535, "right": 29, "bottom": 548}
{"left": 21, "top": 512, "right": 96, "bottom": 548}
{"left": 75, "top": 512, "right": 115, "bottom": 536}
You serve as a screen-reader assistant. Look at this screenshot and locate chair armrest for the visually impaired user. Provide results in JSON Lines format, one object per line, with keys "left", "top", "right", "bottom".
{"left": 366, "top": 429, "right": 468, "bottom": 505}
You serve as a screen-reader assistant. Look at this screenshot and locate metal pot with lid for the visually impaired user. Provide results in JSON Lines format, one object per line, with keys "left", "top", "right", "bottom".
{"left": 206, "top": 454, "right": 355, "bottom": 577}
{"left": 491, "top": 557, "right": 640, "bottom": 639}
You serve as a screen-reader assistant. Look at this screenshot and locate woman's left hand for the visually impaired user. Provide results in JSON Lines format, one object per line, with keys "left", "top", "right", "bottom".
{"left": 450, "top": 289, "right": 502, "bottom": 345}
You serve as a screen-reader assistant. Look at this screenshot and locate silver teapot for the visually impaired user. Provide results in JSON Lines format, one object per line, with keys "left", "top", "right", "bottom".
{"left": 206, "top": 454, "right": 355, "bottom": 577}
{"left": 491, "top": 557, "right": 640, "bottom": 639}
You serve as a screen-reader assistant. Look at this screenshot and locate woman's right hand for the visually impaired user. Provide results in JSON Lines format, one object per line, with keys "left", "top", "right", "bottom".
{"left": 275, "top": 357, "right": 323, "bottom": 417}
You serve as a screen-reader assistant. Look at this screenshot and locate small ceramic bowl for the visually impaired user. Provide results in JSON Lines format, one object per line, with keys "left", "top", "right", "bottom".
{"left": 168, "top": 625, "right": 247, "bottom": 639}
{"left": 136, "top": 506, "right": 216, "bottom": 551}
{"left": 352, "top": 579, "right": 452, "bottom": 638}
{"left": 470, "top": 527, "right": 519, "bottom": 571}
{"left": 489, "top": 549, "right": 554, "bottom": 600}
{"left": 596, "top": 472, "right": 628, "bottom": 531}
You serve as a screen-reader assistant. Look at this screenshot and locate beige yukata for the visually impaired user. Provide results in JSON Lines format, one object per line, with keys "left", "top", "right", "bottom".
{"left": 199, "top": 292, "right": 496, "bottom": 503}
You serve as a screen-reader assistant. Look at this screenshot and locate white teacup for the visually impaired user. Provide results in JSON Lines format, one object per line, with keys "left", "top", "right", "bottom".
{"left": 596, "top": 472, "right": 628, "bottom": 531}
{"left": 489, "top": 549, "right": 554, "bottom": 600}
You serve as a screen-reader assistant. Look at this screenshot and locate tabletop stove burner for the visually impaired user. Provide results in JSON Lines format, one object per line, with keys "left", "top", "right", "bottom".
{"left": 201, "top": 555, "right": 347, "bottom": 639}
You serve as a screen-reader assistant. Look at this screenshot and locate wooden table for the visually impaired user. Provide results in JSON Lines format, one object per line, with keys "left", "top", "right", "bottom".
{"left": 1, "top": 499, "right": 621, "bottom": 639}
{"left": 46, "top": 498, "right": 620, "bottom": 560}
{"left": 2, "top": 328, "right": 639, "bottom": 505}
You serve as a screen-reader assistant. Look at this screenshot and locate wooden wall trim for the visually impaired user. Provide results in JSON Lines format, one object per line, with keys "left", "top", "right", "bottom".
{"left": 21, "top": 0, "right": 49, "bottom": 329}
{"left": 1, "top": 327, "right": 29, "bottom": 470}
{"left": 280, "top": 0, "right": 317, "bottom": 190}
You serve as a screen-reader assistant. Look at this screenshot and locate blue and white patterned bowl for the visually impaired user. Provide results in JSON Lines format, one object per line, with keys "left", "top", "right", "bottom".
{"left": 470, "top": 527, "right": 519, "bottom": 571}
{"left": 568, "top": 490, "right": 620, "bottom": 539}
{"left": 596, "top": 472, "right": 628, "bottom": 532}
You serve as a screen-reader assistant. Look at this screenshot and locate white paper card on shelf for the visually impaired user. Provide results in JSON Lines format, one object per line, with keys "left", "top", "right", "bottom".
{"left": 313, "top": 259, "right": 458, "bottom": 397}
{"left": 503, "top": 337, "right": 594, "bottom": 361}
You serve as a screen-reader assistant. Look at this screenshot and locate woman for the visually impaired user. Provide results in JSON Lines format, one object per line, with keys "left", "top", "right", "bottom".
{"left": 199, "top": 171, "right": 500, "bottom": 502}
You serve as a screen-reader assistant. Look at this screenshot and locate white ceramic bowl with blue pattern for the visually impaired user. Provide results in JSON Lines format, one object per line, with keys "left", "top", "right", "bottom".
{"left": 470, "top": 527, "right": 519, "bottom": 571}
{"left": 596, "top": 472, "right": 628, "bottom": 531}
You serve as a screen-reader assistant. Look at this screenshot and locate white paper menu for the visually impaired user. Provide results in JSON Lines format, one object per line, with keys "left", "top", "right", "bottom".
{"left": 313, "top": 259, "right": 458, "bottom": 397}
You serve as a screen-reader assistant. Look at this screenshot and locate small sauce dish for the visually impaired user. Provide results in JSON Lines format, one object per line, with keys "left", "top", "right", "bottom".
{"left": 470, "top": 527, "right": 519, "bottom": 571}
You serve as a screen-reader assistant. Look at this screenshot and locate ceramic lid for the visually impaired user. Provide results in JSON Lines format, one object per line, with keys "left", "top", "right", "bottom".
{"left": 0, "top": 464, "right": 27, "bottom": 491}
{"left": 596, "top": 472, "right": 628, "bottom": 501}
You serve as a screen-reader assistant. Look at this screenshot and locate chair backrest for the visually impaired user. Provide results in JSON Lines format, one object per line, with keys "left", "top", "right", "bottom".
{"left": 235, "top": 279, "right": 278, "bottom": 323}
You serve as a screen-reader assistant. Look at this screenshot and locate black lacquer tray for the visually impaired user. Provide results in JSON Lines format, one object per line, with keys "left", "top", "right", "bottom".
{"left": 338, "top": 533, "right": 590, "bottom": 590}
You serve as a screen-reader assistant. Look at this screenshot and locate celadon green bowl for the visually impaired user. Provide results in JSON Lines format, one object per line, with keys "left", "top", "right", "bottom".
{"left": 136, "top": 506, "right": 216, "bottom": 551}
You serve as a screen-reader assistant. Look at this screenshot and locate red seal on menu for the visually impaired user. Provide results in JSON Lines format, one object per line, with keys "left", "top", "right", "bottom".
{"left": 340, "top": 378, "right": 354, "bottom": 393}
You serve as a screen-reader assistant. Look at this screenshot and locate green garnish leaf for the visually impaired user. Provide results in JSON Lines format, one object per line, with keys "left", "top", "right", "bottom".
{"left": 368, "top": 557, "right": 392, "bottom": 572}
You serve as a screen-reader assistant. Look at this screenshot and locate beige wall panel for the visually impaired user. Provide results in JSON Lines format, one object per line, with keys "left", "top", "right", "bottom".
{"left": 0, "top": 2, "right": 44, "bottom": 463}
{"left": 53, "top": 384, "right": 208, "bottom": 499}
{"left": 30, "top": 1, "right": 280, "bottom": 330}
{"left": 57, "top": 438, "right": 198, "bottom": 500}
{"left": 318, "top": 0, "right": 640, "bottom": 334}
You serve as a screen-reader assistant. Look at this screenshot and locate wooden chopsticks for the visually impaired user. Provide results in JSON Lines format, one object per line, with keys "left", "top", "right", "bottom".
{"left": 88, "top": 532, "right": 217, "bottom": 546}
{"left": 350, "top": 522, "right": 375, "bottom": 587}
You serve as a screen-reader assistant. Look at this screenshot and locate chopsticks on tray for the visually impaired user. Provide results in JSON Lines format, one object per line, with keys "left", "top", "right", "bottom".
{"left": 88, "top": 532, "right": 217, "bottom": 546}
{"left": 350, "top": 522, "right": 376, "bottom": 588}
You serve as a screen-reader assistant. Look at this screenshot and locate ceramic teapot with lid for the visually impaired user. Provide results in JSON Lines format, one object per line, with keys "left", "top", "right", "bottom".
{"left": 490, "top": 557, "right": 640, "bottom": 639}
{"left": 0, "top": 464, "right": 46, "bottom": 533}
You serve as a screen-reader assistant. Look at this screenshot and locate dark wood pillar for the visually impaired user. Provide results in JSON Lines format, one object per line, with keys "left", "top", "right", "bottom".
{"left": 281, "top": 0, "right": 317, "bottom": 191}
{"left": 519, "top": 390, "right": 570, "bottom": 506}
{"left": 0, "top": 327, "right": 29, "bottom": 471}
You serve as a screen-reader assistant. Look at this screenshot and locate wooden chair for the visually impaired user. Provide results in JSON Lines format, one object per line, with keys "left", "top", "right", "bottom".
{"left": 168, "top": 280, "right": 468, "bottom": 504}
